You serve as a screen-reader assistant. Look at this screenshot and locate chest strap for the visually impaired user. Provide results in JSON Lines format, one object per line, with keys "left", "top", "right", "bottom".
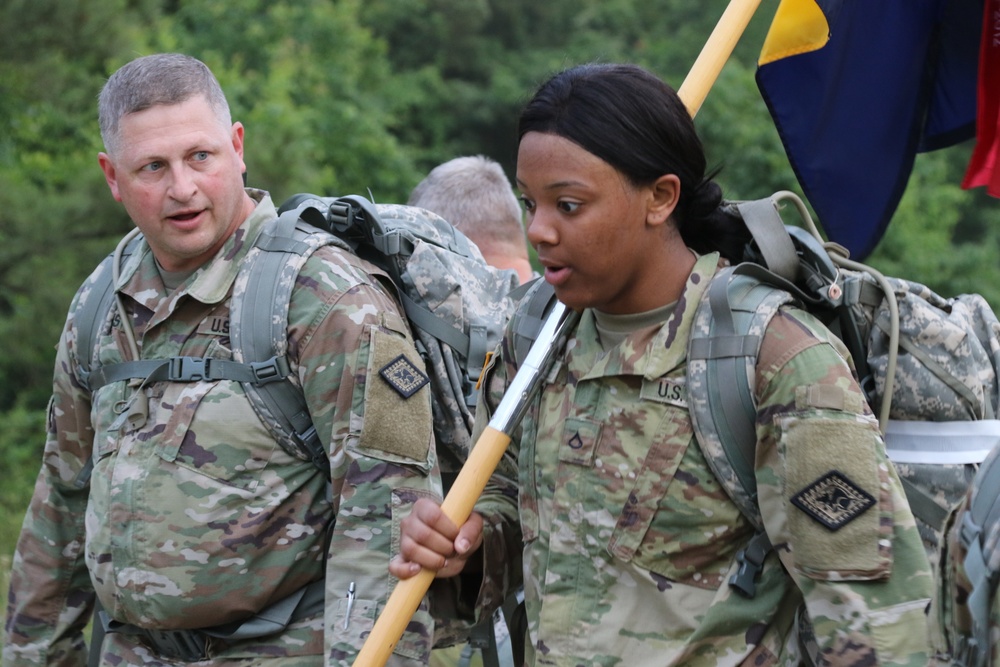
{"left": 86, "top": 355, "right": 291, "bottom": 390}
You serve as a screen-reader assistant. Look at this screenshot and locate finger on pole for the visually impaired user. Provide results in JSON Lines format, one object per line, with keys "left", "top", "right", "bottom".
{"left": 351, "top": 427, "right": 512, "bottom": 667}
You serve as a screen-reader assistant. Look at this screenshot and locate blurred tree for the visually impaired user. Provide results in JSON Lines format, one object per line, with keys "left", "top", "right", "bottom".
{"left": 0, "top": 0, "right": 158, "bottom": 409}
{"left": 148, "top": 0, "right": 421, "bottom": 202}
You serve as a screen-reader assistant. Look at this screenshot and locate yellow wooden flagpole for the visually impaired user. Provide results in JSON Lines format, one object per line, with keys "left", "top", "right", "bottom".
{"left": 678, "top": 0, "right": 764, "bottom": 118}
{"left": 352, "top": 1, "right": 763, "bottom": 664}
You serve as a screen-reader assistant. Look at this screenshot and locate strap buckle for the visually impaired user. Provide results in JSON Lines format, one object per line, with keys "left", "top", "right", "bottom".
{"left": 142, "top": 627, "right": 211, "bottom": 662}
{"left": 953, "top": 635, "right": 981, "bottom": 667}
{"left": 106, "top": 620, "right": 213, "bottom": 662}
{"left": 960, "top": 510, "right": 983, "bottom": 551}
{"left": 168, "top": 356, "right": 211, "bottom": 382}
{"left": 729, "top": 531, "right": 772, "bottom": 598}
{"left": 249, "top": 356, "right": 290, "bottom": 385}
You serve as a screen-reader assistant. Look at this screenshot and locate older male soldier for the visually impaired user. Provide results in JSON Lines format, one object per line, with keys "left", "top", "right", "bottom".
{"left": 3, "top": 53, "right": 441, "bottom": 666}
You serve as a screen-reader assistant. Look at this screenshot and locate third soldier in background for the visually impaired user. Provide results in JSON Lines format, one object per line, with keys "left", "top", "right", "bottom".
{"left": 409, "top": 155, "right": 535, "bottom": 286}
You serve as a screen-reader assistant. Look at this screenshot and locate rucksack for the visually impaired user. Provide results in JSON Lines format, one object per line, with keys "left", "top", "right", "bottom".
{"left": 685, "top": 191, "right": 1000, "bottom": 599}
{"left": 71, "top": 193, "right": 519, "bottom": 485}
{"left": 512, "top": 190, "right": 1000, "bottom": 598}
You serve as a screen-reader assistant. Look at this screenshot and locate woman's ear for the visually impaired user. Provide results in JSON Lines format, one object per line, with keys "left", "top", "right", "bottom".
{"left": 647, "top": 174, "right": 681, "bottom": 226}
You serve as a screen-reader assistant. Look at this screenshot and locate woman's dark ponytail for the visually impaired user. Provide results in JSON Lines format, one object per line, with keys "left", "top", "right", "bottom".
{"left": 675, "top": 176, "right": 751, "bottom": 263}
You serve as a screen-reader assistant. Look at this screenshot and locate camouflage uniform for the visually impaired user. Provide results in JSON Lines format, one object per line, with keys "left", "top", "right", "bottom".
{"left": 3, "top": 190, "right": 442, "bottom": 666}
{"left": 471, "top": 252, "right": 934, "bottom": 666}
{"left": 933, "top": 450, "right": 1000, "bottom": 666}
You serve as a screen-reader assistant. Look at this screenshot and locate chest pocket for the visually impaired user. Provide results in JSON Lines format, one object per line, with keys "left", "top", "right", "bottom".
{"left": 605, "top": 401, "right": 749, "bottom": 590}
{"left": 153, "top": 377, "right": 285, "bottom": 492}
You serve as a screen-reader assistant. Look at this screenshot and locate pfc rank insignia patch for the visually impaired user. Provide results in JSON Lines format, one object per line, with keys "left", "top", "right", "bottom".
{"left": 790, "top": 471, "right": 875, "bottom": 531}
{"left": 379, "top": 354, "right": 429, "bottom": 398}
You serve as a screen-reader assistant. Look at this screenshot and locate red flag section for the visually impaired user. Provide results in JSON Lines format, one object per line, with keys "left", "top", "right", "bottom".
{"left": 963, "top": 0, "right": 1000, "bottom": 197}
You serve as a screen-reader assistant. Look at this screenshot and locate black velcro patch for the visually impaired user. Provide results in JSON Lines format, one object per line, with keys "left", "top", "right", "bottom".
{"left": 379, "top": 354, "right": 430, "bottom": 398}
{"left": 790, "top": 471, "right": 875, "bottom": 532}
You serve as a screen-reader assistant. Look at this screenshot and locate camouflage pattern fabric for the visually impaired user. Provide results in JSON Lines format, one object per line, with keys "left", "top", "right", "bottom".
{"left": 933, "top": 443, "right": 1000, "bottom": 666}
{"left": 347, "top": 200, "right": 518, "bottom": 482}
{"left": 3, "top": 190, "right": 443, "bottom": 666}
{"left": 470, "top": 252, "right": 934, "bottom": 666}
{"left": 866, "top": 275, "right": 1000, "bottom": 561}
{"left": 865, "top": 276, "right": 1000, "bottom": 423}
{"left": 935, "top": 488, "right": 986, "bottom": 665}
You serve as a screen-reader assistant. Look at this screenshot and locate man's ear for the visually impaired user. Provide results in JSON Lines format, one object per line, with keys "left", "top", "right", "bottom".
{"left": 232, "top": 122, "right": 247, "bottom": 159}
{"left": 647, "top": 174, "right": 681, "bottom": 227}
{"left": 98, "top": 152, "right": 123, "bottom": 202}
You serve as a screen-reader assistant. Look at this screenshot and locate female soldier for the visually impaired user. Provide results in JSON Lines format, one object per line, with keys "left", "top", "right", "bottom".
{"left": 391, "top": 63, "right": 934, "bottom": 666}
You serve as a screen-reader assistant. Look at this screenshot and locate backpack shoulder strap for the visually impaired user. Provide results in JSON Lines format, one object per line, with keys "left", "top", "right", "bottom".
{"left": 73, "top": 235, "right": 143, "bottom": 391}
{"left": 230, "top": 206, "right": 351, "bottom": 476}
{"left": 687, "top": 191, "right": 847, "bottom": 529}
{"left": 686, "top": 264, "right": 799, "bottom": 598}
{"left": 512, "top": 257, "right": 794, "bottom": 529}
{"left": 686, "top": 265, "right": 798, "bottom": 529}
{"left": 73, "top": 213, "right": 348, "bottom": 484}
{"left": 510, "top": 278, "right": 558, "bottom": 369}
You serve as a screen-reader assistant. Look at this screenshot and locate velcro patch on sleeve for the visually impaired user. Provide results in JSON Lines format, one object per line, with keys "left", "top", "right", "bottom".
{"left": 796, "top": 383, "right": 865, "bottom": 414}
{"left": 780, "top": 414, "right": 891, "bottom": 578}
{"left": 359, "top": 328, "right": 432, "bottom": 464}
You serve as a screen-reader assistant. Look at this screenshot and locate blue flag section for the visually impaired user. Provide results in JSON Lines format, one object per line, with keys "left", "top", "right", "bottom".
{"left": 756, "top": 0, "right": 982, "bottom": 259}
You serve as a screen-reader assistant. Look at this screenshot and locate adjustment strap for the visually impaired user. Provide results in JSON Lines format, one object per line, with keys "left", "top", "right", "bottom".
{"left": 736, "top": 198, "right": 799, "bottom": 282}
{"left": 87, "top": 356, "right": 291, "bottom": 391}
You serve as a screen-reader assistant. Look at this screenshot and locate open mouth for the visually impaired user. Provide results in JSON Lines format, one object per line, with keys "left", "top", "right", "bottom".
{"left": 169, "top": 211, "right": 201, "bottom": 222}
{"left": 543, "top": 264, "right": 571, "bottom": 286}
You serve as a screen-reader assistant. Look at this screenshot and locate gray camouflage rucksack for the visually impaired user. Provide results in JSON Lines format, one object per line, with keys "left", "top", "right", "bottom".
{"left": 683, "top": 190, "right": 1000, "bottom": 599}
{"left": 672, "top": 193, "right": 1000, "bottom": 667}
{"left": 72, "top": 193, "right": 519, "bottom": 484}
{"left": 513, "top": 190, "right": 1000, "bottom": 599}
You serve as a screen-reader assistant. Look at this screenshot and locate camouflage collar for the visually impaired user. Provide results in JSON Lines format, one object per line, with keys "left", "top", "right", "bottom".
{"left": 568, "top": 252, "right": 722, "bottom": 383}
{"left": 642, "top": 251, "right": 722, "bottom": 380}
{"left": 117, "top": 189, "right": 277, "bottom": 307}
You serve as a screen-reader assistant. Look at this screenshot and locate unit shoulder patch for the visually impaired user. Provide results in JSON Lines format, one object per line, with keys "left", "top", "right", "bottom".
{"left": 379, "top": 354, "right": 429, "bottom": 399}
{"left": 791, "top": 470, "right": 875, "bottom": 531}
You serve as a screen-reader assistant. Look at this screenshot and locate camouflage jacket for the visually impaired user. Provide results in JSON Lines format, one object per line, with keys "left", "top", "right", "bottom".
{"left": 3, "top": 190, "right": 442, "bottom": 666}
{"left": 934, "top": 457, "right": 1000, "bottom": 666}
{"left": 471, "top": 252, "right": 934, "bottom": 666}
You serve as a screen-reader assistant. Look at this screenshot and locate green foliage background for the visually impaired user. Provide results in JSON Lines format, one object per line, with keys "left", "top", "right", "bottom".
{"left": 2, "top": 0, "right": 999, "bottom": 639}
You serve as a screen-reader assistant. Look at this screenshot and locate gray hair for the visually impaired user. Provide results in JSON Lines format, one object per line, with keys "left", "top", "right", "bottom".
{"left": 408, "top": 155, "right": 525, "bottom": 249}
{"left": 98, "top": 53, "right": 231, "bottom": 157}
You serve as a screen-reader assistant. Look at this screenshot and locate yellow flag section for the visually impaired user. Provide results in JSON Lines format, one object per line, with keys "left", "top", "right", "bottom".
{"left": 758, "top": 0, "right": 830, "bottom": 66}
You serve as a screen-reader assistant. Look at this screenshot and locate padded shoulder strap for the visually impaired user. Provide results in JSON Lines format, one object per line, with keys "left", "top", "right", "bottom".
{"left": 510, "top": 278, "right": 558, "bottom": 369}
{"left": 685, "top": 265, "right": 801, "bottom": 598}
{"left": 735, "top": 197, "right": 799, "bottom": 283}
{"left": 686, "top": 265, "right": 799, "bottom": 529}
{"left": 73, "top": 235, "right": 142, "bottom": 390}
{"left": 229, "top": 209, "right": 350, "bottom": 476}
